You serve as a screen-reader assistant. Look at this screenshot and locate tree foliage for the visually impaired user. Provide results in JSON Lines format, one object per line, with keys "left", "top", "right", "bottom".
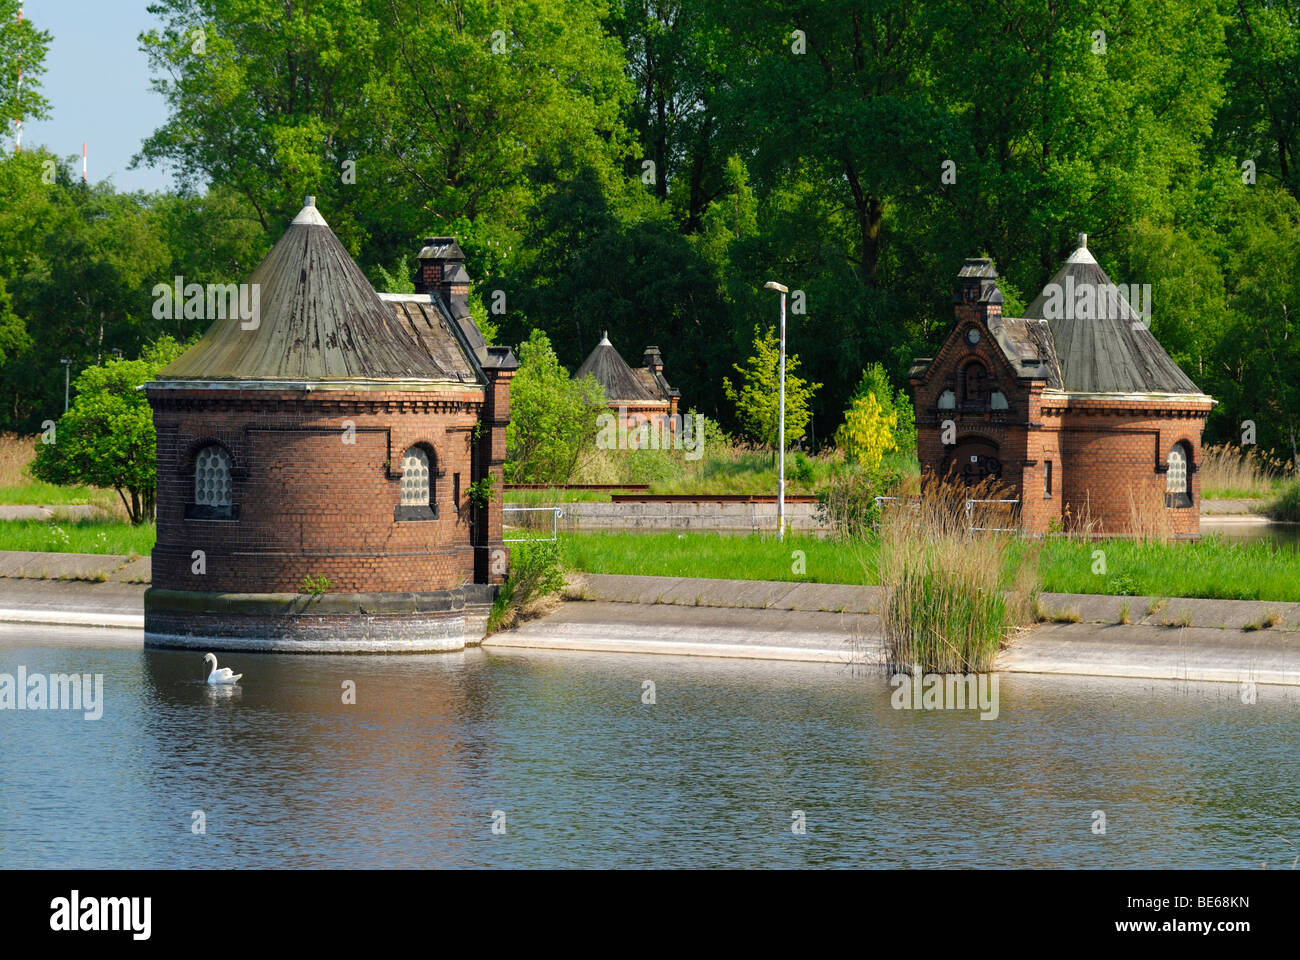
{"left": 835, "top": 362, "right": 916, "bottom": 471}
{"left": 30, "top": 337, "right": 186, "bottom": 524}
{"left": 0, "top": 0, "right": 1296, "bottom": 465}
{"left": 505, "top": 329, "right": 608, "bottom": 483}
{"left": 723, "top": 324, "right": 821, "bottom": 448}
{"left": 0, "top": 0, "right": 51, "bottom": 141}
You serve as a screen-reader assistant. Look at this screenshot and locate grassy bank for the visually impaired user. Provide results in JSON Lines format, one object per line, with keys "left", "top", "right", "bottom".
{"left": 1199, "top": 443, "right": 1293, "bottom": 500}
{"left": 2, "top": 517, "right": 1295, "bottom": 605}
{"left": 560, "top": 529, "right": 1300, "bottom": 602}
{"left": 0, "top": 482, "right": 117, "bottom": 507}
{"left": 0, "top": 518, "right": 155, "bottom": 556}
{"left": 1039, "top": 535, "right": 1300, "bottom": 602}
{"left": 560, "top": 530, "right": 874, "bottom": 584}
{"left": 0, "top": 433, "right": 123, "bottom": 512}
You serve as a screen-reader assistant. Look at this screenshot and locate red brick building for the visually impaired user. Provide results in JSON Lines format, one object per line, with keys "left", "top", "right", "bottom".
{"left": 910, "top": 236, "right": 1213, "bottom": 537}
{"left": 575, "top": 333, "right": 680, "bottom": 429}
{"left": 144, "top": 198, "right": 517, "bottom": 652}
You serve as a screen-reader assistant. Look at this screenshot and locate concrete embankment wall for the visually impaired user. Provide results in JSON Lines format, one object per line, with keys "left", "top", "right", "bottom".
{"left": 505, "top": 498, "right": 1278, "bottom": 533}
{"left": 485, "top": 573, "right": 1300, "bottom": 686}
{"left": 507, "top": 500, "right": 823, "bottom": 532}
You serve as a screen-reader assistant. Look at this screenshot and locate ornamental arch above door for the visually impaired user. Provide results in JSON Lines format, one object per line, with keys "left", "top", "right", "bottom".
{"left": 944, "top": 437, "right": 1002, "bottom": 486}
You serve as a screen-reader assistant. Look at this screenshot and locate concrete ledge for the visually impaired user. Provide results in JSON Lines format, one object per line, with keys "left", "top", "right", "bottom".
{"left": 486, "top": 601, "right": 879, "bottom": 663}
{"left": 570, "top": 573, "right": 1300, "bottom": 631}
{"left": 515, "top": 574, "right": 1300, "bottom": 685}
{"left": 0, "top": 551, "right": 125, "bottom": 580}
{"left": 0, "top": 607, "right": 142, "bottom": 629}
{"left": 1035, "top": 592, "right": 1300, "bottom": 632}
{"left": 998, "top": 621, "right": 1300, "bottom": 686}
{"left": 144, "top": 584, "right": 496, "bottom": 616}
{"left": 1200, "top": 498, "right": 1268, "bottom": 515}
{"left": 567, "top": 573, "right": 879, "bottom": 614}
{"left": 144, "top": 584, "right": 499, "bottom": 653}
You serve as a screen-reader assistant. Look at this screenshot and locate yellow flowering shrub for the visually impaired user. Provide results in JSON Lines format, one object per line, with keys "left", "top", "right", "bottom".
{"left": 834, "top": 391, "right": 898, "bottom": 474}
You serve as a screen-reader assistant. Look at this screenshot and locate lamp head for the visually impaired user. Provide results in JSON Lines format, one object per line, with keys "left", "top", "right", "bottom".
{"left": 763, "top": 281, "right": 789, "bottom": 294}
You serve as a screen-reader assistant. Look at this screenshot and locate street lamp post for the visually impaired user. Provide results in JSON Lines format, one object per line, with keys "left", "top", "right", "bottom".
{"left": 60, "top": 358, "right": 72, "bottom": 413}
{"left": 763, "top": 281, "right": 789, "bottom": 541}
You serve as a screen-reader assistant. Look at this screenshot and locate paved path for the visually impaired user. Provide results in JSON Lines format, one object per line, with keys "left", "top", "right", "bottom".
{"left": 1199, "top": 498, "right": 1268, "bottom": 515}
{"left": 0, "top": 577, "right": 145, "bottom": 628}
{"left": 0, "top": 504, "right": 98, "bottom": 521}
{"left": 0, "top": 550, "right": 150, "bottom": 583}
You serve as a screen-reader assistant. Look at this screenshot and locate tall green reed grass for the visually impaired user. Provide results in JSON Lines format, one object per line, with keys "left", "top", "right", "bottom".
{"left": 877, "top": 480, "right": 1039, "bottom": 673}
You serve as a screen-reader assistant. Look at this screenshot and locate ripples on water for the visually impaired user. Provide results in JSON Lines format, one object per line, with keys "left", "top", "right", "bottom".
{"left": 1, "top": 626, "right": 1297, "bottom": 868}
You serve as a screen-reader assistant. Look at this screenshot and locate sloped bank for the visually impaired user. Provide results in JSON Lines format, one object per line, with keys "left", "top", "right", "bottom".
{"left": 483, "top": 574, "right": 1300, "bottom": 685}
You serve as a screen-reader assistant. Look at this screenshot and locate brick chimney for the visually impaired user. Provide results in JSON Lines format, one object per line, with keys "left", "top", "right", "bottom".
{"left": 642, "top": 345, "right": 663, "bottom": 374}
{"left": 954, "top": 256, "right": 1003, "bottom": 326}
{"left": 415, "top": 236, "right": 472, "bottom": 319}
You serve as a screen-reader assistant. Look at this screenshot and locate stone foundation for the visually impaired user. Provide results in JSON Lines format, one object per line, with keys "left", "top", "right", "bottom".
{"left": 144, "top": 584, "right": 497, "bottom": 653}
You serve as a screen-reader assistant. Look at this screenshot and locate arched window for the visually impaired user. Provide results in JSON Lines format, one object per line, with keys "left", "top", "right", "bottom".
{"left": 187, "top": 444, "right": 235, "bottom": 520}
{"left": 959, "top": 360, "right": 987, "bottom": 405}
{"left": 194, "top": 446, "right": 232, "bottom": 507}
{"left": 1165, "top": 443, "right": 1192, "bottom": 508}
{"left": 400, "top": 446, "right": 430, "bottom": 505}
{"left": 990, "top": 390, "right": 1009, "bottom": 410}
{"left": 396, "top": 445, "right": 437, "bottom": 520}
{"left": 938, "top": 389, "right": 956, "bottom": 410}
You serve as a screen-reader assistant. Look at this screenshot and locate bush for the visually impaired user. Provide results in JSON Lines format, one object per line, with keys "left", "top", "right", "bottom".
{"left": 786, "top": 451, "right": 815, "bottom": 485}
{"left": 487, "top": 540, "right": 566, "bottom": 634}
{"left": 1268, "top": 478, "right": 1300, "bottom": 521}
{"left": 836, "top": 363, "right": 916, "bottom": 460}
{"left": 817, "top": 466, "right": 886, "bottom": 539}
{"left": 29, "top": 337, "right": 185, "bottom": 524}
{"left": 505, "top": 329, "right": 607, "bottom": 483}
{"left": 1106, "top": 573, "right": 1140, "bottom": 596}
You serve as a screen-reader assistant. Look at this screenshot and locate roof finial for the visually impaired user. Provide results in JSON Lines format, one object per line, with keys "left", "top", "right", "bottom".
{"left": 1078, "top": 232, "right": 1087, "bottom": 248}
{"left": 598, "top": 330, "right": 611, "bottom": 346}
{"left": 291, "top": 196, "right": 329, "bottom": 226}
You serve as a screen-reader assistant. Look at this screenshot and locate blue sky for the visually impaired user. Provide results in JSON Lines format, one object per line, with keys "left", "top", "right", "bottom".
{"left": 16, "top": 0, "right": 174, "bottom": 193}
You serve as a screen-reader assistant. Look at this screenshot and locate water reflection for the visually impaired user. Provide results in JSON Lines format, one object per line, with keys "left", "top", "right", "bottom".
{"left": 1200, "top": 519, "right": 1300, "bottom": 550}
{"left": 1, "top": 633, "right": 1298, "bottom": 868}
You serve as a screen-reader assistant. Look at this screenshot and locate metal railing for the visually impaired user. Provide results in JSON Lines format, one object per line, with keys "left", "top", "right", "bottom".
{"left": 964, "top": 498, "right": 1021, "bottom": 533}
{"left": 502, "top": 505, "right": 563, "bottom": 542}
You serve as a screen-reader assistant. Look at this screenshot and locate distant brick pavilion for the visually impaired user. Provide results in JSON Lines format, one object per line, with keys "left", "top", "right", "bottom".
{"left": 575, "top": 332, "right": 679, "bottom": 428}
{"left": 910, "top": 235, "right": 1213, "bottom": 537}
{"left": 144, "top": 198, "right": 517, "bottom": 652}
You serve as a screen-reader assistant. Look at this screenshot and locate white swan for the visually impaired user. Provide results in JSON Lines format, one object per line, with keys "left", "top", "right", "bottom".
{"left": 203, "top": 653, "right": 243, "bottom": 685}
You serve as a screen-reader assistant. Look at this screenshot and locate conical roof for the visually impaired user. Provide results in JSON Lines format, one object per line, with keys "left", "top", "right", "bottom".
{"left": 157, "top": 198, "right": 458, "bottom": 384}
{"left": 1022, "top": 235, "right": 1204, "bottom": 395}
{"left": 574, "top": 332, "right": 660, "bottom": 402}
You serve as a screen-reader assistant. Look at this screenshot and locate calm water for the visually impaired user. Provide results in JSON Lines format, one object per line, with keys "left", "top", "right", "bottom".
{"left": 1201, "top": 518, "right": 1300, "bottom": 549}
{"left": 2, "top": 624, "right": 1298, "bottom": 868}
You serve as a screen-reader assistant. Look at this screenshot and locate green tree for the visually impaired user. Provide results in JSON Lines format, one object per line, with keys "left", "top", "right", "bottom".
{"left": 1216, "top": 187, "right": 1300, "bottom": 467}
{"left": 844, "top": 362, "right": 915, "bottom": 457}
{"left": 0, "top": 0, "right": 52, "bottom": 144}
{"left": 1217, "top": 0, "right": 1300, "bottom": 202}
{"left": 834, "top": 391, "right": 897, "bottom": 475}
{"left": 505, "top": 329, "right": 607, "bottom": 483}
{"left": 30, "top": 337, "right": 185, "bottom": 524}
{"left": 137, "top": 0, "right": 632, "bottom": 271}
{"left": 723, "top": 324, "right": 820, "bottom": 448}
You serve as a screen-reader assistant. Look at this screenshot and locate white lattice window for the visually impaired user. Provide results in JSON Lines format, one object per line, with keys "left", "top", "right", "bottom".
{"left": 194, "top": 446, "right": 232, "bottom": 506}
{"left": 401, "top": 446, "right": 431, "bottom": 506}
{"left": 1166, "top": 445, "right": 1188, "bottom": 495}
